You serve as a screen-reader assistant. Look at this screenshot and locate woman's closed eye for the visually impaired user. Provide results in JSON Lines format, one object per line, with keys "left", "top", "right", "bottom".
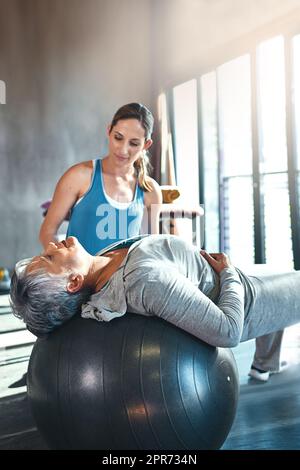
{"left": 114, "top": 134, "right": 140, "bottom": 147}
{"left": 41, "top": 254, "right": 52, "bottom": 261}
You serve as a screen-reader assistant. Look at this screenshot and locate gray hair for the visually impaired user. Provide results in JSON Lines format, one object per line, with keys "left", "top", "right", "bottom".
{"left": 10, "top": 259, "right": 92, "bottom": 337}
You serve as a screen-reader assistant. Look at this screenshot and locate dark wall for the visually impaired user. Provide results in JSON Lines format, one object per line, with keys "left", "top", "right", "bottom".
{"left": 0, "top": 0, "right": 152, "bottom": 269}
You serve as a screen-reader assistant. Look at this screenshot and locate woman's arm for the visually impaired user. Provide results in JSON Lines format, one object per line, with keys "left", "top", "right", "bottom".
{"left": 142, "top": 178, "right": 163, "bottom": 234}
{"left": 131, "top": 263, "right": 244, "bottom": 348}
{"left": 39, "top": 162, "right": 92, "bottom": 248}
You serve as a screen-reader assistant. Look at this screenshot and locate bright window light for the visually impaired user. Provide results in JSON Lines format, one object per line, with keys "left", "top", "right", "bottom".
{"left": 257, "top": 36, "right": 288, "bottom": 173}
{"left": 201, "top": 72, "right": 219, "bottom": 252}
{"left": 263, "top": 174, "right": 293, "bottom": 268}
{"left": 173, "top": 79, "right": 199, "bottom": 205}
{"left": 293, "top": 35, "right": 300, "bottom": 171}
{"left": 217, "top": 55, "right": 253, "bottom": 177}
{"left": 217, "top": 54, "right": 254, "bottom": 264}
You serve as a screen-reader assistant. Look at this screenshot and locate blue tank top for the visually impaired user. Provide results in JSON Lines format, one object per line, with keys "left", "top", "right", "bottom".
{"left": 67, "top": 159, "right": 145, "bottom": 255}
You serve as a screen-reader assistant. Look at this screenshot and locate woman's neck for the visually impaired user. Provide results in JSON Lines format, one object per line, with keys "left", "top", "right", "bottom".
{"left": 102, "top": 156, "right": 136, "bottom": 178}
{"left": 88, "top": 248, "right": 129, "bottom": 292}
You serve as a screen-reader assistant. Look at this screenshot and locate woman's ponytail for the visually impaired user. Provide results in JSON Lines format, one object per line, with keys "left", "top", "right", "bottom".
{"left": 134, "top": 150, "right": 153, "bottom": 192}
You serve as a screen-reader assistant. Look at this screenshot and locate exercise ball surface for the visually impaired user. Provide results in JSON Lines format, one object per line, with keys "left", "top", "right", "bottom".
{"left": 28, "top": 314, "right": 239, "bottom": 450}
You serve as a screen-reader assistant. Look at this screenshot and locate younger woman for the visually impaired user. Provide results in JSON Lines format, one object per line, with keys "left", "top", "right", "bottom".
{"left": 39, "top": 103, "right": 162, "bottom": 255}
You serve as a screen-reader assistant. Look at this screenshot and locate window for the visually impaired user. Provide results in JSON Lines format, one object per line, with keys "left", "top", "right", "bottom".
{"left": 217, "top": 54, "right": 254, "bottom": 265}
{"left": 173, "top": 79, "right": 199, "bottom": 205}
{"left": 173, "top": 80, "right": 200, "bottom": 244}
{"left": 169, "top": 32, "right": 300, "bottom": 270}
{"left": 293, "top": 34, "right": 300, "bottom": 208}
{"left": 200, "top": 72, "right": 219, "bottom": 252}
{"left": 257, "top": 36, "right": 293, "bottom": 268}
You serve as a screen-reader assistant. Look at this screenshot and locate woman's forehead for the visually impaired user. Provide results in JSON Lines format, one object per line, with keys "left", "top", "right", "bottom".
{"left": 15, "top": 257, "right": 33, "bottom": 276}
{"left": 114, "top": 119, "right": 145, "bottom": 138}
{"left": 26, "top": 255, "right": 52, "bottom": 274}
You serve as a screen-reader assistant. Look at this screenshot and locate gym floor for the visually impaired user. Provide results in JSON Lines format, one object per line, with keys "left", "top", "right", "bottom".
{"left": 1, "top": 291, "right": 300, "bottom": 451}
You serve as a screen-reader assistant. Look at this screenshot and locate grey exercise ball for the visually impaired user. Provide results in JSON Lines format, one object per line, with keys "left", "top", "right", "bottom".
{"left": 27, "top": 313, "right": 239, "bottom": 450}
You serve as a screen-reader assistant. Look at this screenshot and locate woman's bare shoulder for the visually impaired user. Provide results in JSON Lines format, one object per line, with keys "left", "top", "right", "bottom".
{"left": 145, "top": 176, "right": 161, "bottom": 191}
{"left": 59, "top": 160, "right": 94, "bottom": 183}
{"left": 144, "top": 177, "right": 163, "bottom": 204}
{"left": 67, "top": 159, "right": 93, "bottom": 175}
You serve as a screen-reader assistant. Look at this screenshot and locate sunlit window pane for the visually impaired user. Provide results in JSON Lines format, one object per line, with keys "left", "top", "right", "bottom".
{"left": 217, "top": 54, "right": 254, "bottom": 264}
{"left": 201, "top": 72, "right": 219, "bottom": 252}
{"left": 173, "top": 80, "right": 199, "bottom": 205}
{"left": 217, "top": 54, "right": 252, "bottom": 177}
{"left": 262, "top": 173, "right": 293, "bottom": 268}
{"left": 223, "top": 176, "right": 254, "bottom": 265}
{"left": 293, "top": 35, "right": 300, "bottom": 211}
{"left": 257, "top": 36, "right": 288, "bottom": 173}
{"left": 293, "top": 35, "right": 300, "bottom": 171}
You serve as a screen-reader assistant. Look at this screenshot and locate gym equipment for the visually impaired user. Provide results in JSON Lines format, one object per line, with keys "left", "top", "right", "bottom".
{"left": 28, "top": 313, "right": 239, "bottom": 450}
{"left": 0, "top": 267, "right": 11, "bottom": 293}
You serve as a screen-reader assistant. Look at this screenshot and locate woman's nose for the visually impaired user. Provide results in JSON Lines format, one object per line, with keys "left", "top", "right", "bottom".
{"left": 46, "top": 242, "right": 56, "bottom": 254}
{"left": 118, "top": 142, "right": 129, "bottom": 155}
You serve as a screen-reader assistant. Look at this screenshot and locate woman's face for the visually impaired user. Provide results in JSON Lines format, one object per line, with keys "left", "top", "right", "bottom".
{"left": 26, "top": 237, "right": 89, "bottom": 276}
{"left": 107, "top": 118, "right": 152, "bottom": 166}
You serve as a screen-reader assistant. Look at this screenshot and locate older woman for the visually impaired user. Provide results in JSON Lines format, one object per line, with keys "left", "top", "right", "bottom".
{"left": 10, "top": 234, "right": 300, "bottom": 378}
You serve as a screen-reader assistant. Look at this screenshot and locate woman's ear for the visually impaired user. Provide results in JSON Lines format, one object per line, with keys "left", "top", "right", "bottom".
{"left": 66, "top": 273, "right": 84, "bottom": 293}
{"left": 106, "top": 124, "right": 112, "bottom": 137}
{"left": 144, "top": 138, "right": 153, "bottom": 150}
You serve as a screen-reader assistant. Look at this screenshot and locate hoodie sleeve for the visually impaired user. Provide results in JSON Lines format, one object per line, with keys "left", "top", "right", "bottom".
{"left": 136, "top": 265, "right": 244, "bottom": 348}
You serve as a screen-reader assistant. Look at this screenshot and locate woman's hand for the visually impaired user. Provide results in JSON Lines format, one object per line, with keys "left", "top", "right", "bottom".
{"left": 200, "top": 251, "right": 232, "bottom": 275}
